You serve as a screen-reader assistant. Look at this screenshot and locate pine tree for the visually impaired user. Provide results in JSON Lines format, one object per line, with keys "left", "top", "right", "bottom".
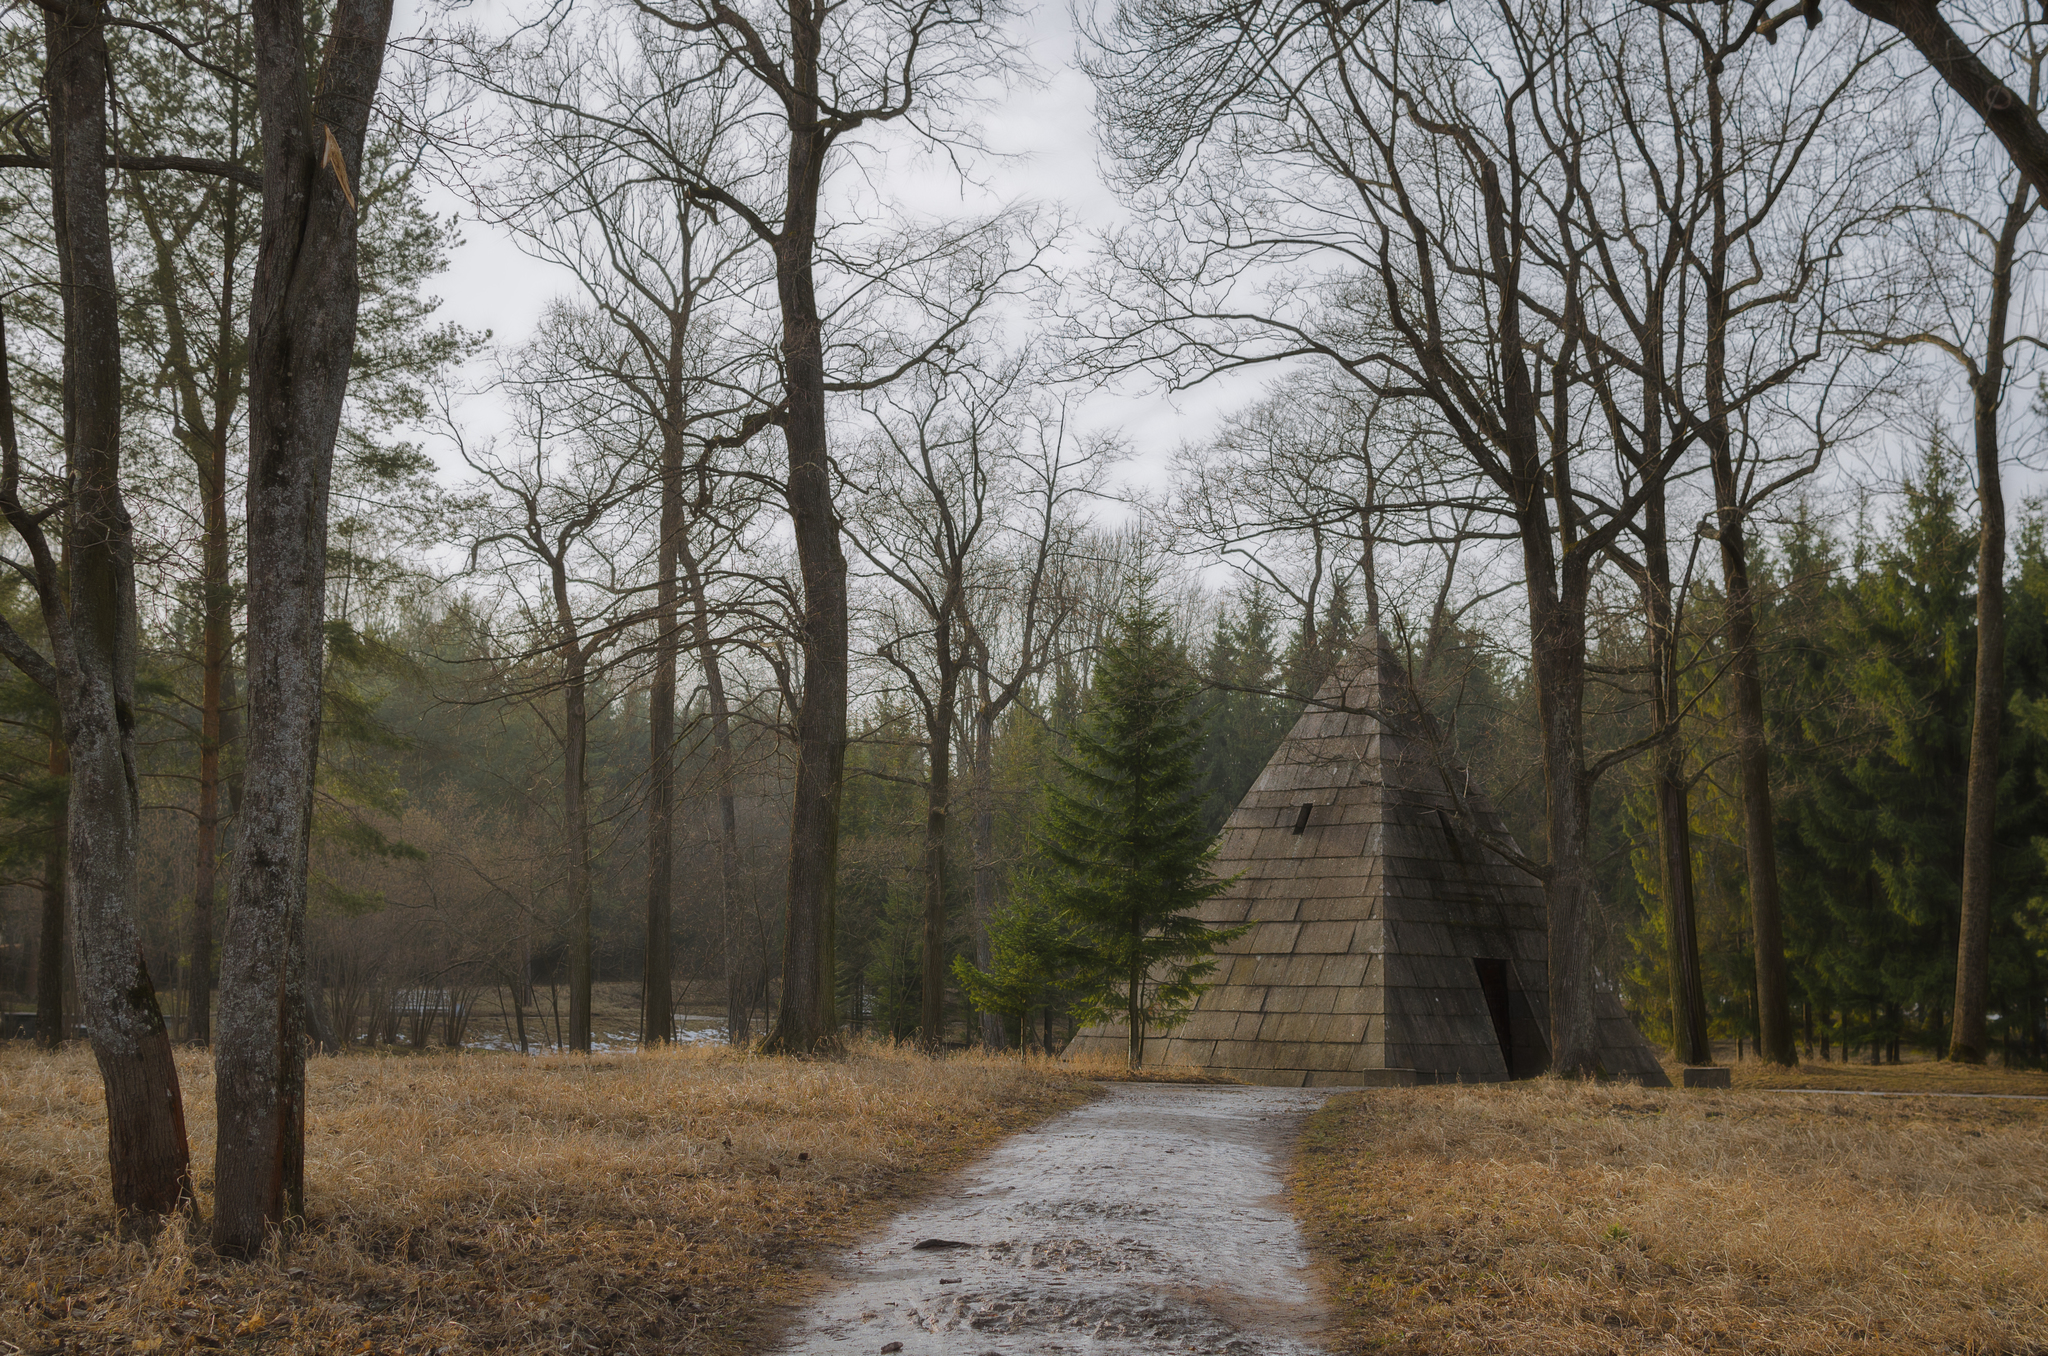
{"left": 1037, "top": 587, "right": 1247, "bottom": 1067}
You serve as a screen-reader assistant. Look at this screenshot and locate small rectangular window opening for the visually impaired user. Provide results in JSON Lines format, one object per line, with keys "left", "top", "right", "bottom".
{"left": 1292, "top": 802, "right": 1314, "bottom": 835}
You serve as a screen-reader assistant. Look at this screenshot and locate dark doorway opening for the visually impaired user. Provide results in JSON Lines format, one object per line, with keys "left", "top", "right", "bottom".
{"left": 1473, "top": 958, "right": 1512, "bottom": 1072}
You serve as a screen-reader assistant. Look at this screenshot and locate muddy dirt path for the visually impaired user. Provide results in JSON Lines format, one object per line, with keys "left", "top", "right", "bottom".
{"left": 768, "top": 1083, "right": 1332, "bottom": 1355}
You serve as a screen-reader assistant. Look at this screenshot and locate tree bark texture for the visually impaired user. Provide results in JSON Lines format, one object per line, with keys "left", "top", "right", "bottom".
{"left": 213, "top": 0, "right": 393, "bottom": 1256}
{"left": 1952, "top": 184, "right": 2032, "bottom": 1063}
{"left": 17, "top": 0, "right": 197, "bottom": 1225}
{"left": 761, "top": 29, "right": 848, "bottom": 1055}
{"left": 37, "top": 730, "right": 66, "bottom": 1051}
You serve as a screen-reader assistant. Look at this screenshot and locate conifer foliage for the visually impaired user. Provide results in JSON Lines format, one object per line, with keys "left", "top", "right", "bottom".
{"left": 1035, "top": 589, "right": 1247, "bottom": 1067}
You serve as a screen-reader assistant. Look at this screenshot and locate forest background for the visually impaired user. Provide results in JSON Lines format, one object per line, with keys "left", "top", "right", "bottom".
{"left": 5, "top": 0, "right": 2048, "bottom": 1074}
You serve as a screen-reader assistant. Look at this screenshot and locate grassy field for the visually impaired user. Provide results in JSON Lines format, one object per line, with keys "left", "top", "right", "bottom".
{"left": 1294, "top": 1068, "right": 2048, "bottom": 1354}
{"left": 0, "top": 1040, "right": 1094, "bottom": 1355}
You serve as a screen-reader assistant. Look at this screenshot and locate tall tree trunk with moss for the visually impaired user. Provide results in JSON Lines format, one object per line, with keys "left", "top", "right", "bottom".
{"left": 213, "top": 0, "right": 394, "bottom": 1255}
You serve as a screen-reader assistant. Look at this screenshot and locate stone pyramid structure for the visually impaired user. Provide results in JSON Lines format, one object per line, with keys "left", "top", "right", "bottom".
{"left": 1065, "top": 633, "right": 1671, "bottom": 1087}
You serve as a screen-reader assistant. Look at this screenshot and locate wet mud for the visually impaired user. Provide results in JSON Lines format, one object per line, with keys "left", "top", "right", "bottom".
{"left": 768, "top": 1083, "right": 1331, "bottom": 1355}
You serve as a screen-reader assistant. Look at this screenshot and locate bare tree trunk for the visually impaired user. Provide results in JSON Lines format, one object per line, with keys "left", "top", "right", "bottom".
{"left": 642, "top": 412, "right": 684, "bottom": 1049}
{"left": 565, "top": 650, "right": 593, "bottom": 1054}
{"left": 1703, "top": 64, "right": 1795, "bottom": 1068}
{"left": 970, "top": 701, "right": 1003, "bottom": 1049}
{"left": 37, "top": 729, "right": 66, "bottom": 1051}
{"left": 918, "top": 636, "right": 956, "bottom": 1050}
{"left": 1953, "top": 183, "right": 2033, "bottom": 1064}
{"left": 1645, "top": 491, "right": 1712, "bottom": 1066}
{"left": 187, "top": 419, "right": 231, "bottom": 1047}
{"left": 681, "top": 535, "right": 745, "bottom": 1044}
{"left": 761, "top": 67, "right": 848, "bottom": 1055}
{"left": 213, "top": 0, "right": 393, "bottom": 1255}
{"left": 7, "top": 0, "right": 197, "bottom": 1226}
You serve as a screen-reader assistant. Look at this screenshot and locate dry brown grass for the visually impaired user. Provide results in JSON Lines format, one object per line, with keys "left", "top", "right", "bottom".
{"left": 1294, "top": 1079, "right": 2048, "bottom": 1355}
{"left": 0, "top": 1040, "right": 1092, "bottom": 1354}
{"left": 1710, "top": 1056, "right": 2048, "bottom": 1098}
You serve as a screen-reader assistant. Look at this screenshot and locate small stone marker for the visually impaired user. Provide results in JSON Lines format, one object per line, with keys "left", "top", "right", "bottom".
{"left": 1682, "top": 1066, "right": 1731, "bottom": 1089}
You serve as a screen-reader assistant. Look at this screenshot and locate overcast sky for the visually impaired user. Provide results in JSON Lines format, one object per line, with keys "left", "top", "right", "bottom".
{"left": 411, "top": 0, "right": 1273, "bottom": 505}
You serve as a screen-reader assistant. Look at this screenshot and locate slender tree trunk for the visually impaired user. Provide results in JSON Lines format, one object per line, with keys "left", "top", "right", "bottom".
{"left": 36, "top": 730, "right": 66, "bottom": 1050}
{"left": 1126, "top": 953, "right": 1144, "bottom": 1069}
{"left": 29, "top": 0, "right": 195, "bottom": 1226}
{"left": 971, "top": 701, "right": 1003, "bottom": 1049}
{"left": 565, "top": 650, "right": 593, "bottom": 1053}
{"left": 1645, "top": 490, "right": 1712, "bottom": 1065}
{"left": 213, "top": 0, "right": 393, "bottom": 1255}
{"left": 642, "top": 410, "right": 685, "bottom": 1049}
{"left": 185, "top": 166, "right": 241, "bottom": 1048}
{"left": 918, "top": 643, "right": 956, "bottom": 1050}
{"left": 1704, "top": 64, "right": 1795, "bottom": 1067}
{"left": 1953, "top": 185, "right": 2033, "bottom": 1064}
{"left": 187, "top": 424, "right": 231, "bottom": 1046}
{"left": 761, "top": 48, "right": 848, "bottom": 1054}
{"left": 680, "top": 534, "right": 745, "bottom": 1044}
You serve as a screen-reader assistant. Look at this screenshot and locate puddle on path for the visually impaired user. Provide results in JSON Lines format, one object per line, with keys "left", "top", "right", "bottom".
{"left": 768, "top": 1082, "right": 1332, "bottom": 1355}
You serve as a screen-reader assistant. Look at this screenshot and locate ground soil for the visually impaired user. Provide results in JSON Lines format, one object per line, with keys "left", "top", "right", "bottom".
{"left": 765, "top": 1083, "right": 1332, "bottom": 1356}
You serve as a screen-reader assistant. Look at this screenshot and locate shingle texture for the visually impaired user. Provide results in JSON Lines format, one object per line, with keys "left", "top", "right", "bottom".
{"left": 1065, "top": 633, "right": 1671, "bottom": 1088}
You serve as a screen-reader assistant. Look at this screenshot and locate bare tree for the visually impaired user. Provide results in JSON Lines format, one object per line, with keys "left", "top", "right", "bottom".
{"left": 212, "top": 0, "right": 396, "bottom": 1255}
{"left": 461, "top": 333, "right": 651, "bottom": 1054}
{"left": 846, "top": 352, "right": 1101, "bottom": 1048}
{"left": 623, "top": 0, "right": 1030, "bottom": 1053}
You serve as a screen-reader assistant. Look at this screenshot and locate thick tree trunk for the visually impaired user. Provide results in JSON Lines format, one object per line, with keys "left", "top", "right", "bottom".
{"left": 761, "top": 63, "right": 848, "bottom": 1054}
{"left": 1952, "top": 186, "right": 2032, "bottom": 1064}
{"left": 918, "top": 641, "right": 956, "bottom": 1050}
{"left": 213, "top": 0, "right": 392, "bottom": 1256}
{"left": 1527, "top": 569, "right": 1600, "bottom": 1075}
{"left": 36, "top": 731, "right": 66, "bottom": 1051}
{"left": 680, "top": 535, "right": 745, "bottom": 1044}
{"left": 1704, "top": 65, "right": 1795, "bottom": 1067}
{"left": 34, "top": 0, "right": 194, "bottom": 1226}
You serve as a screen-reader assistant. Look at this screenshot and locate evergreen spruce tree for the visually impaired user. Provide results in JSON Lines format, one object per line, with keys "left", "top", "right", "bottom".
{"left": 952, "top": 886, "right": 1074, "bottom": 1048}
{"left": 1037, "top": 588, "right": 1247, "bottom": 1067}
